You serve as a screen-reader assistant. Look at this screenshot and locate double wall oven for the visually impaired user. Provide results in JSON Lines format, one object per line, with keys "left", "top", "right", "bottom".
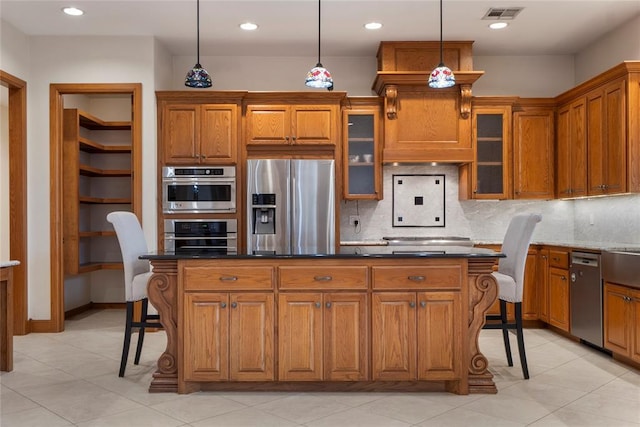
{"left": 162, "top": 166, "right": 238, "bottom": 253}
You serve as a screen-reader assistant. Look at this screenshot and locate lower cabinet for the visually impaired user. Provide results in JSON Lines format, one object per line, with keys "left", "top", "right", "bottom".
{"left": 278, "top": 292, "right": 368, "bottom": 381}
{"left": 372, "top": 291, "right": 461, "bottom": 381}
{"left": 183, "top": 292, "right": 275, "bottom": 381}
{"left": 604, "top": 283, "right": 640, "bottom": 362}
{"left": 547, "top": 250, "right": 570, "bottom": 332}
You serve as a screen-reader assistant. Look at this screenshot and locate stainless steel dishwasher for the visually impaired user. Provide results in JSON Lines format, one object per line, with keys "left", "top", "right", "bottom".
{"left": 570, "top": 251, "right": 603, "bottom": 348}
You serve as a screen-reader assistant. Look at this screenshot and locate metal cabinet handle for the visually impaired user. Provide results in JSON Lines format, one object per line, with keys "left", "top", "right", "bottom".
{"left": 220, "top": 302, "right": 227, "bottom": 308}
{"left": 292, "top": 136, "right": 297, "bottom": 142}
{"left": 326, "top": 302, "right": 332, "bottom": 308}
{"left": 408, "top": 275, "right": 425, "bottom": 281}
{"left": 219, "top": 276, "right": 238, "bottom": 282}
{"left": 314, "top": 276, "right": 333, "bottom": 281}
{"left": 409, "top": 301, "right": 416, "bottom": 308}
{"left": 231, "top": 302, "right": 237, "bottom": 308}
{"left": 315, "top": 302, "right": 321, "bottom": 308}
{"left": 420, "top": 301, "right": 427, "bottom": 308}
{"left": 561, "top": 276, "right": 567, "bottom": 281}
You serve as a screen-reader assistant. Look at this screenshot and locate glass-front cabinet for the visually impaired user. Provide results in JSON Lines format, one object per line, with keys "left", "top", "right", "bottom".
{"left": 342, "top": 98, "right": 382, "bottom": 200}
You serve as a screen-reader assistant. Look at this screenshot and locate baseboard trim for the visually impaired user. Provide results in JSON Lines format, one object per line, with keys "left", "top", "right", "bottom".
{"left": 65, "top": 302, "right": 126, "bottom": 319}
{"left": 29, "top": 319, "right": 61, "bottom": 333}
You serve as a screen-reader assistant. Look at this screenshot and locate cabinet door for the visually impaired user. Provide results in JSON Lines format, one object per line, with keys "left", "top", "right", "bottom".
{"left": 417, "top": 292, "right": 461, "bottom": 380}
{"left": 229, "top": 293, "right": 274, "bottom": 381}
{"left": 556, "top": 99, "right": 587, "bottom": 197}
{"left": 472, "top": 107, "right": 511, "bottom": 199}
{"left": 603, "top": 79, "right": 626, "bottom": 194}
{"left": 548, "top": 267, "right": 570, "bottom": 332}
{"left": 513, "top": 109, "right": 554, "bottom": 199}
{"left": 183, "top": 293, "right": 229, "bottom": 381}
{"left": 343, "top": 105, "right": 382, "bottom": 200}
{"left": 537, "top": 249, "right": 550, "bottom": 323}
{"left": 163, "top": 104, "right": 199, "bottom": 163}
{"left": 291, "top": 105, "right": 336, "bottom": 145}
{"left": 587, "top": 89, "right": 606, "bottom": 194}
{"left": 200, "top": 104, "right": 237, "bottom": 164}
{"left": 522, "top": 251, "right": 538, "bottom": 320}
{"left": 245, "top": 105, "right": 290, "bottom": 145}
{"left": 631, "top": 288, "right": 640, "bottom": 363}
{"left": 278, "top": 293, "right": 323, "bottom": 381}
{"left": 372, "top": 292, "right": 416, "bottom": 380}
{"left": 603, "top": 283, "right": 631, "bottom": 356}
{"left": 324, "top": 293, "right": 369, "bottom": 381}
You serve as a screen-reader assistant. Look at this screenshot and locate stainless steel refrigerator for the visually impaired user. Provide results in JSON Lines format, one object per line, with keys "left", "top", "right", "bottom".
{"left": 247, "top": 159, "right": 335, "bottom": 255}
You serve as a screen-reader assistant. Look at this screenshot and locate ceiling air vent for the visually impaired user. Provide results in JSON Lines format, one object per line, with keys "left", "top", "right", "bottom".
{"left": 482, "top": 7, "right": 524, "bottom": 20}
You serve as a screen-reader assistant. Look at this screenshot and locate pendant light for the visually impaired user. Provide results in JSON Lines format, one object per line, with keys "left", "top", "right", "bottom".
{"left": 428, "top": 0, "right": 455, "bottom": 88}
{"left": 185, "top": 0, "right": 212, "bottom": 88}
{"left": 305, "top": 0, "right": 333, "bottom": 89}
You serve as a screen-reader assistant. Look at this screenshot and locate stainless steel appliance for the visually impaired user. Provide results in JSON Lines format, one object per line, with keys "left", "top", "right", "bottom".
{"left": 247, "top": 159, "right": 335, "bottom": 255}
{"left": 603, "top": 248, "right": 640, "bottom": 288}
{"left": 382, "top": 236, "right": 473, "bottom": 246}
{"left": 164, "top": 219, "right": 237, "bottom": 253}
{"left": 162, "top": 166, "right": 236, "bottom": 213}
{"left": 570, "top": 251, "right": 603, "bottom": 348}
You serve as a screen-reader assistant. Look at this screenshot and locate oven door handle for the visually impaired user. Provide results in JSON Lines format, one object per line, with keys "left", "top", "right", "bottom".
{"left": 165, "top": 236, "right": 237, "bottom": 241}
{"left": 178, "top": 245, "right": 237, "bottom": 249}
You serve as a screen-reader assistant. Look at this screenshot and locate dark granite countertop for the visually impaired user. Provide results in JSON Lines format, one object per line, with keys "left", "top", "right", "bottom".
{"left": 140, "top": 245, "right": 504, "bottom": 260}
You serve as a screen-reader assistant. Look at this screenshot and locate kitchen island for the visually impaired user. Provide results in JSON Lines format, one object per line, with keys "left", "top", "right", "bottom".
{"left": 142, "top": 246, "right": 503, "bottom": 395}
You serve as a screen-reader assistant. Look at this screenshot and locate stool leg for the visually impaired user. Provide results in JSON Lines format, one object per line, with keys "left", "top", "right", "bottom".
{"left": 500, "top": 299, "right": 513, "bottom": 367}
{"left": 119, "top": 301, "right": 134, "bottom": 377}
{"left": 515, "top": 302, "right": 530, "bottom": 379}
{"left": 134, "top": 299, "right": 148, "bottom": 365}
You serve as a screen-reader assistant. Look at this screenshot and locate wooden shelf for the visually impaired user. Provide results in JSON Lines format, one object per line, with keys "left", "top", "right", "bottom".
{"left": 78, "top": 231, "right": 116, "bottom": 238}
{"left": 348, "top": 138, "right": 375, "bottom": 142}
{"left": 79, "top": 164, "right": 131, "bottom": 177}
{"left": 79, "top": 196, "right": 131, "bottom": 204}
{"left": 77, "top": 262, "right": 124, "bottom": 274}
{"left": 349, "top": 162, "right": 375, "bottom": 167}
{"left": 477, "top": 162, "right": 504, "bottom": 166}
{"left": 477, "top": 137, "right": 503, "bottom": 142}
{"left": 78, "top": 109, "right": 131, "bottom": 130}
{"left": 79, "top": 137, "right": 131, "bottom": 153}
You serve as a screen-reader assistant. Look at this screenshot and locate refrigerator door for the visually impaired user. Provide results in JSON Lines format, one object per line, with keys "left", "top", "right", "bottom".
{"left": 247, "top": 159, "right": 291, "bottom": 254}
{"left": 291, "top": 160, "right": 335, "bottom": 254}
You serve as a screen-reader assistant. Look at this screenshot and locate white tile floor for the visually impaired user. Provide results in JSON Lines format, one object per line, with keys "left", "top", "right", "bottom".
{"left": 1, "top": 309, "right": 639, "bottom": 426}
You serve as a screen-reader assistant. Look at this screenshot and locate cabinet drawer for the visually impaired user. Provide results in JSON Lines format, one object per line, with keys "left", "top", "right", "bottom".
{"left": 372, "top": 265, "right": 463, "bottom": 290}
{"left": 182, "top": 265, "right": 274, "bottom": 291}
{"left": 279, "top": 266, "right": 368, "bottom": 290}
{"left": 549, "top": 250, "right": 569, "bottom": 269}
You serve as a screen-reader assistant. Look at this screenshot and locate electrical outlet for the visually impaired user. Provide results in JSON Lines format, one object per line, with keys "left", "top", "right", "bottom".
{"left": 349, "top": 215, "right": 360, "bottom": 226}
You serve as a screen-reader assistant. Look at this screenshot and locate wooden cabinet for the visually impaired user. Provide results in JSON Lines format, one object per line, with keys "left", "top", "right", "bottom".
{"left": 278, "top": 292, "right": 368, "bottom": 381}
{"left": 556, "top": 97, "right": 588, "bottom": 198}
{"left": 246, "top": 104, "right": 338, "bottom": 146}
{"left": 547, "top": 250, "right": 570, "bottom": 332}
{"left": 537, "top": 248, "right": 550, "bottom": 323}
{"left": 62, "top": 108, "right": 134, "bottom": 274}
{"left": 587, "top": 78, "right": 627, "bottom": 195}
{"left": 372, "top": 291, "right": 461, "bottom": 381}
{"left": 278, "top": 265, "right": 368, "bottom": 381}
{"left": 603, "top": 283, "right": 640, "bottom": 363}
{"left": 342, "top": 97, "right": 382, "bottom": 200}
{"left": 181, "top": 262, "right": 275, "bottom": 382}
{"left": 162, "top": 103, "right": 238, "bottom": 164}
{"left": 513, "top": 101, "right": 555, "bottom": 199}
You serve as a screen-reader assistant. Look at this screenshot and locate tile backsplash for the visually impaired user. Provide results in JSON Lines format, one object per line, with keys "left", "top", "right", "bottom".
{"left": 340, "top": 164, "right": 640, "bottom": 247}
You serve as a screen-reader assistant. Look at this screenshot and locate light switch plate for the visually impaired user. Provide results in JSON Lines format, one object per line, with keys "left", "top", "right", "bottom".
{"left": 392, "top": 174, "right": 445, "bottom": 227}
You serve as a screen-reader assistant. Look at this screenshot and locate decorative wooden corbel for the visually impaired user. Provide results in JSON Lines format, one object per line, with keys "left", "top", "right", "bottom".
{"left": 460, "top": 84, "right": 472, "bottom": 119}
{"left": 385, "top": 85, "right": 398, "bottom": 119}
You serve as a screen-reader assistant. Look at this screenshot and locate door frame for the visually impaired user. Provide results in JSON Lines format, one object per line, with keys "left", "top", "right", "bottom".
{"left": 49, "top": 83, "right": 142, "bottom": 332}
{"left": 0, "top": 70, "right": 29, "bottom": 335}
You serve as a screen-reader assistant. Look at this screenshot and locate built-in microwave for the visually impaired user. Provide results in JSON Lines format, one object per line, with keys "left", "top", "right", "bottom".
{"left": 162, "top": 166, "right": 236, "bottom": 213}
{"left": 164, "top": 219, "right": 237, "bottom": 254}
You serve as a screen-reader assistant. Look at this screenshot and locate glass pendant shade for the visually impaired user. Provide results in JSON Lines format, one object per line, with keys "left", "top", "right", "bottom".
{"left": 428, "top": 64, "right": 455, "bottom": 88}
{"left": 306, "top": 0, "right": 333, "bottom": 89}
{"left": 305, "top": 63, "right": 333, "bottom": 88}
{"left": 429, "top": 0, "right": 455, "bottom": 89}
{"left": 185, "top": 0, "right": 212, "bottom": 88}
{"left": 185, "top": 63, "right": 212, "bottom": 88}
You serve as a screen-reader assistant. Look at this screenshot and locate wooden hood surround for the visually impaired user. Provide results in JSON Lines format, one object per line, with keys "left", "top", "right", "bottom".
{"left": 372, "top": 41, "right": 484, "bottom": 163}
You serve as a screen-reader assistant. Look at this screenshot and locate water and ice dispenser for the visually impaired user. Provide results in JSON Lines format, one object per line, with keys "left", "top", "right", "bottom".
{"left": 251, "top": 193, "right": 276, "bottom": 235}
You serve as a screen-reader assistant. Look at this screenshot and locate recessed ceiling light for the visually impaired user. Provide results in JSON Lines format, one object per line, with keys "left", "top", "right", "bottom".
{"left": 364, "top": 22, "right": 383, "bottom": 30}
{"left": 240, "top": 22, "right": 258, "bottom": 31}
{"left": 489, "top": 22, "right": 508, "bottom": 30}
{"left": 62, "top": 7, "right": 84, "bottom": 16}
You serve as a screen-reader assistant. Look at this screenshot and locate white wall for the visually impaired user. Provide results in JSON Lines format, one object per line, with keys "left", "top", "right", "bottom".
{"left": 575, "top": 14, "right": 640, "bottom": 84}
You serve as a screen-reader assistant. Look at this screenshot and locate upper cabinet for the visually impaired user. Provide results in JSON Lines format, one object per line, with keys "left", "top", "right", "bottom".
{"left": 513, "top": 99, "right": 555, "bottom": 199}
{"left": 371, "top": 41, "right": 484, "bottom": 164}
{"left": 342, "top": 97, "right": 383, "bottom": 200}
{"left": 244, "top": 92, "right": 345, "bottom": 148}
{"left": 555, "top": 62, "right": 640, "bottom": 198}
{"left": 157, "top": 92, "right": 245, "bottom": 165}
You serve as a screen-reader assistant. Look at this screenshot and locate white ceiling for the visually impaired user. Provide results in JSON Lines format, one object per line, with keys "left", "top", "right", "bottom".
{"left": 1, "top": 1, "right": 639, "bottom": 58}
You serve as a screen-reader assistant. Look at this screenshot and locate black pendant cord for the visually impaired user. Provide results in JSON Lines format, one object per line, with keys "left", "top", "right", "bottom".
{"left": 439, "top": 0, "right": 444, "bottom": 66}
{"left": 317, "top": 0, "right": 322, "bottom": 66}
{"left": 196, "top": 0, "right": 201, "bottom": 65}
